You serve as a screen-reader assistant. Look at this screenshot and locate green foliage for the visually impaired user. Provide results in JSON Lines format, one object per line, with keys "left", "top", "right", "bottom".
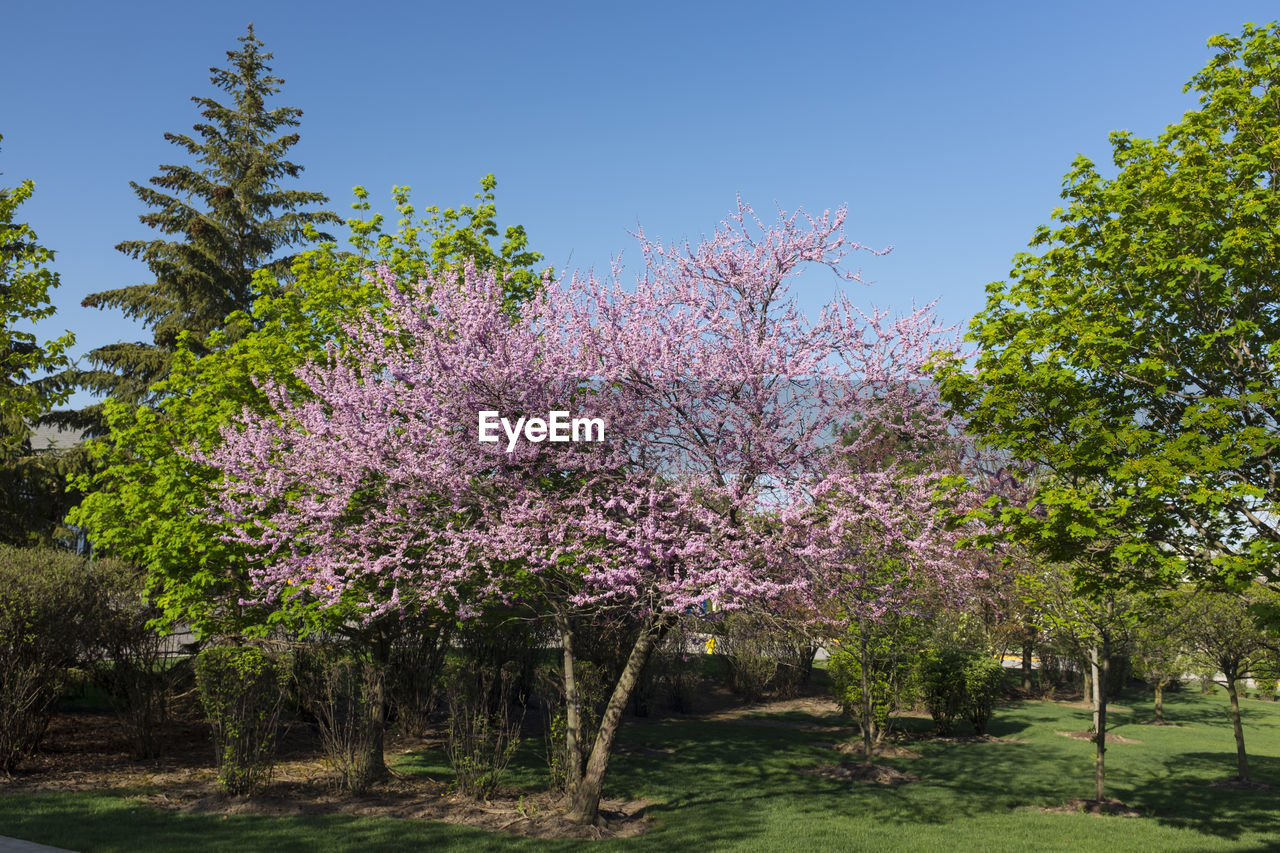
{"left": 916, "top": 645, "right": 1006, "bottom": 736}
{"left": 0, "top": 137, "right": 78, "bottom": 546}
{"left": 828, "top": 613, "right": 926, "bottom": 742}
{"left": 0, "top": 444, "right": 88, "bottom": 548}
{"left": 541, "top": 658, "right": 607, "bottom": 793}
{"left": 86, "top": 560, "right": 176, "bottom": 760}
{"left": 386, "top": 617, "right": 452, "bottom": 738}
{"left": 651, "top": 623, "right": 702, "bottom": 713}
{"left": 1178, "top": 586, "right": 1278, "bottom": 683}
{"left": 933, "top": 22, "right": 1280, "bottom": 594}
{"left": 194, "top": 646, "right": 289, "bottom": 796}
{"left": 0, "top": 546, "right": 111, "bottom": 772}
{"left": 443, "top": 660, "right": 524, "bottom": 800}
{"left": 718, "top": 613, "right": 779, "bottom": 702}
{"left": 714, "top": 612, "right": 815, "bottom": 703}
{"left": 295, "top": 642, "right": 387, "bottom": 793}
{"left": 69, "top": 178, "right": 544, "bottom": 640}
{"left": 962, "top": 654, "right": 1006, "bottom": 735}
{"left": 0, "top": 138, "right": 74, "bottom": 447}
{"left": 915, "top": 645, "right": 971, "bottom": 736}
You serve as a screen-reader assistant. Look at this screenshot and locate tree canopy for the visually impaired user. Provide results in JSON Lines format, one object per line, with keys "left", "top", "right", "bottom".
{"left": 934, "top": 22, "right": 1280, "bottom": 593}
{"left": 0, "top": 135, "right": 77, "bottom": 545}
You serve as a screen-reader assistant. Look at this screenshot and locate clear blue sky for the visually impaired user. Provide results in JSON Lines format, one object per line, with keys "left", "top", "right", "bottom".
{"left": 4, "top": 0, "right": 1276, "bottom": 403}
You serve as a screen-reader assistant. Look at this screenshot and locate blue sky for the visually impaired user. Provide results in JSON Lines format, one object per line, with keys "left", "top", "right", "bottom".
{"left": 4, "top": 0, "right": 1277, "bottom": 406}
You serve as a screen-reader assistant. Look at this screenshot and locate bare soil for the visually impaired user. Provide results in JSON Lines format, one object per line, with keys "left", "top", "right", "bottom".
{"left": 1207, "top": 778, "right": 1274, "bottom": 791}
{"left": 0, "top": 710, "right": 653, "bottom": 840}
{"left": 803, "top": 762, "right": 919, "bottom": 785}
{"left": 1029, "top": 798, "right": 1141, "bottom": 817}
{"left": 828, "top": 741, "right": 921, "bottom": 759}
{"left": 1055, "top": 730, "right": 1142, "bottom": 745}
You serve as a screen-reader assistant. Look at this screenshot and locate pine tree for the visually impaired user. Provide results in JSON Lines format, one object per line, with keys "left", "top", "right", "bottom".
{"left": 63, "top": 24, "right": 338, "bottom": 430}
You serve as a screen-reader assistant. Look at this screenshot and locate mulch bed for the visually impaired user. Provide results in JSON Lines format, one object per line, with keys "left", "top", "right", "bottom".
{"left": 1055, "top": 730, "right": 1142, "bottom": 745}
{"left": 803, "top": 762, "right": 919, "bottom": 785}
{"left": 0, "top": 710, "right": 653, "bottom": 840}
{"left": 1029, "top": 798, "right": 1141, "bottom": 817}
{"left": 1207, "top": 778, "right": 1273, "bottom": 791}
{"left": 828, "top": 741, "right": 921, "bottom": 759}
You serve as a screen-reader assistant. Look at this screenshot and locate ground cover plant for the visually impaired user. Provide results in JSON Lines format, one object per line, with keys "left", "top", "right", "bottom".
{"left": 3, "top": 686, "right": 1280, "bottom": 851}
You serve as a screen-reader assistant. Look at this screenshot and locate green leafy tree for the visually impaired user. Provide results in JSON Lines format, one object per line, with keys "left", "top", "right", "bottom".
{"left": 1178, "top": 586, "right": 1279, "bottom": 782}
{"left": 71, "top": 179, "right": 544, "bottom": 638}
{"left": 1018, "top": 561, "right": 1138, "bottom": 803}
{"left": 70, "top": 181, "right": 545, "bottom": 779}
{"left": 933, "top": 22, "right": 1280, "bottom": 593}
{"left": 0, "top": 135, "right": 76, "bottom": 544}
{"left": 61, "top": 25, "right": 338, "bottom": 432}
{"left": 1129, "top": 595, "right": 1193, "bottom": 724}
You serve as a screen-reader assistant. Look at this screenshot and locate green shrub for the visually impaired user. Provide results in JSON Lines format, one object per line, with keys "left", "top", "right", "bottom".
{"left": 386, "top": 617, "right": 451, "bottom": 738}
{"left": 963, "top": 655, "right": 1006, "bottom": 735}
{"left": 917, "top": 646, "right": 1007, "bottom": 736}
{"left": 828, "top": 645, "right": 895, "bottom": 736}
{"left": 916, "top": 646, "right": 972, "bottom": 736}
{"left": 539, "top": 658, "right": 607, "bottom": 793}
{"left": 0, "top": 546, "right": 103, "bottom": 773}
{"left": 87, "top": 560, "right": 173, "bottom": 760}
{"left": 653, "top": 623, "right": 702, "bottom": 713}
{"left": 195, "top": 646, "right": 289, "bottom": 796}
{"left": 717, "top": 613, "right": 779, "bottom": 702}
{"left": 296, "top": 642, "right": 386, "bottom": 793}
{"left": 444, "top": 660, "right": 524, "bottom": 799}
{"left": 828, "top": 614, "right": 925, "bottom": 748}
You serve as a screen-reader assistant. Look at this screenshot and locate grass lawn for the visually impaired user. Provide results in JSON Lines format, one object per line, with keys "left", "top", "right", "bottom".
{"left": 3, "top": 687, "right": 1279, "bottom": 852}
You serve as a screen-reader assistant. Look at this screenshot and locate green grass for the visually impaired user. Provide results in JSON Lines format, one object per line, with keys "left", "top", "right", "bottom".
{"left": 4, "top": 688, "right": 1280, "bottom": 852}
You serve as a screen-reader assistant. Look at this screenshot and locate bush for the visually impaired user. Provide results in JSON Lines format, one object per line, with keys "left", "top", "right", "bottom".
{"left": 916, "top": 646, "right": 973, "bottom": 736}
{"left": 444, "top": 660, "right": 524, "bottom": 799}
{"left": 87, "top": 560, "right": 174, "bottom": 759}
{"left": 963, "top": 655, "right": 1006, "bottom": 735}
{"left": 653, "top": 623, "right": 702, "bottom": 713}
{"left": 386, "top": 617, "right": 452, "bottom": 738}
{"left": 717, "top": 613, "right": 779, "bottom": 702}
{"left": 828, "top": 614, "right": 925, "bottom": 747}
{"left": 0, "top": 546, "right": 103, "bottom": 773}
{"left": 917, "top": 646, "right": 1007, "bottom": 736}
{"left": 296, "top": 642, "right": 386, "bottom": 793}
{"left": 195, "top": 646, "right": 289, "bottom": 796}
{"left": 539, "top": 658, "right": 608, "bottom": 793}
{"left": 828, "top": 645, "right": 895, "bottom": 737}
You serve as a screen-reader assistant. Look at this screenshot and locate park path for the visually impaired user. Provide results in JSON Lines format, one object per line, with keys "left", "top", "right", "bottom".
{"left": 0, "top": 837, "right": 74, "bottom": 852}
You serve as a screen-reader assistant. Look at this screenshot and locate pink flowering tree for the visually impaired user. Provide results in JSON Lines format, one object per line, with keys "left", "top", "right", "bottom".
{"left": 201, "top": 201, "right": 967, "bottom": 823}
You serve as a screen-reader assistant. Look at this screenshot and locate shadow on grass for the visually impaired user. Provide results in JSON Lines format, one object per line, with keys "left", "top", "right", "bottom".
{"left": 1125, "top": 751, "right": 1280, "bottom": 841}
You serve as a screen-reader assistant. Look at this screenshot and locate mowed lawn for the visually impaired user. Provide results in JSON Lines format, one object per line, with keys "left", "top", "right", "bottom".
{"left": 3, "top": 687, "right": 1280, "bottom": 852}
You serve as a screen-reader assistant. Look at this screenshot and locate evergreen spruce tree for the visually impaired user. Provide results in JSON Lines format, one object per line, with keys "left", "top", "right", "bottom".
{"left": 62, "top": 24, "right": 338, "bottom": 431}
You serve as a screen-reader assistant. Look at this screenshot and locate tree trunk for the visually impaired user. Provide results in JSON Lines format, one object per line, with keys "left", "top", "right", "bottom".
{"left": 1082, "top": 661, "right": 1092, "bottom": 705}
{"left": 1021, "top": 628, "right": 1035, "bottom": 693}
{"left": 1154, "top": 681, "right": 1164, "bottom": 724}
{"left": 355, "top": 632, "right": 391, "bottom": 784}
{"left": 567, "top": 614, "right": 672, "bottom": 825}
{"left": 555, "top": 611, "right": 584, "bottom": 794}
{"left": 860, "top": 631, "right": 874, "bottom": 763}
{"left": 1224, "top": 672, "right": 1251, "bottom": 782}
{"left": 1091, "top": 634, "right": 1109, "bottom": 803}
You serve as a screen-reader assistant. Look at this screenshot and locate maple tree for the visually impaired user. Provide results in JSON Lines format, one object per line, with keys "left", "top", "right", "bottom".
{"left": 934, "top": 22, "right": 1280, "bottom": 594}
